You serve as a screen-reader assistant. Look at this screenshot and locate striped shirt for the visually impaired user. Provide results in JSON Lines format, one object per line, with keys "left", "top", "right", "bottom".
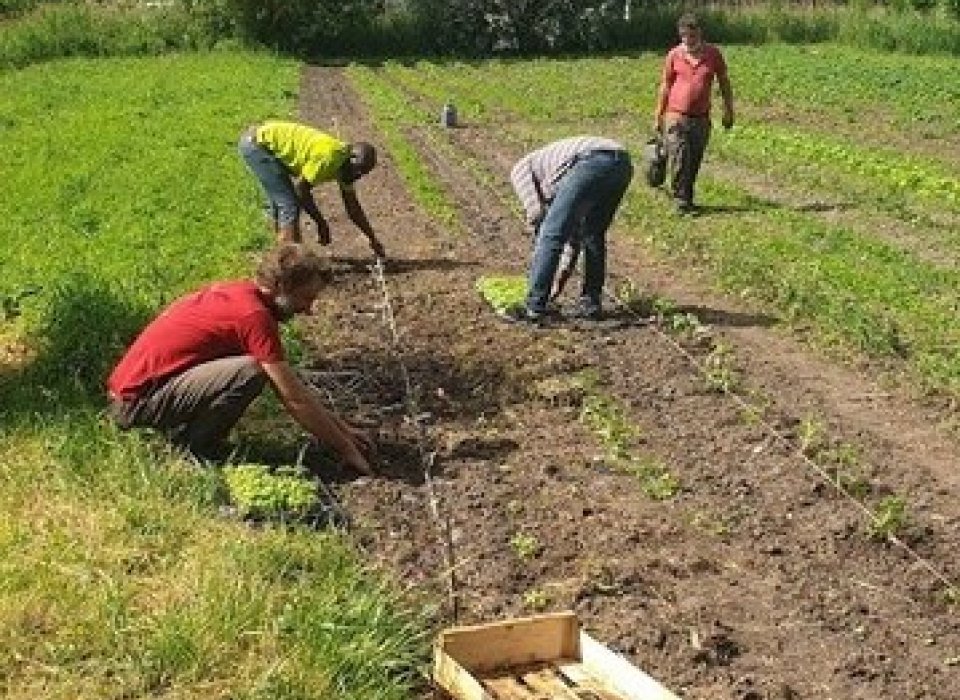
{"left": 510, "top": 135, "right": 625, "bottom": 226}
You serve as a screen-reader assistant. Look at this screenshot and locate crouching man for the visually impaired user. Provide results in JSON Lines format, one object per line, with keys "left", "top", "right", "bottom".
{"left": 509, "top": 135, "right": 633, "bottom": 324}
{"left": 107, "top": 244, "right": 373, "bottom": 473}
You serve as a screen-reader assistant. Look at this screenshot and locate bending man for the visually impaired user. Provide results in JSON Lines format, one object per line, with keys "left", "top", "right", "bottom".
{"left": 107, "top": 244, "right": 374, "bottom": 473}
{"left": 239, "top": 120, "right": 386, "bottom": 256}
{"left": 509, "top": 136, "right": 633, "bottom": 324}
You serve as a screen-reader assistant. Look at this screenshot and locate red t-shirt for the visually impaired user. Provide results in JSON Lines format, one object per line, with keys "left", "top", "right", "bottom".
{"left": 108, "top": 281, "right": 284, "bottom": 400}
{"left": 663, "top": 43, "right": 727, "bottom": 117}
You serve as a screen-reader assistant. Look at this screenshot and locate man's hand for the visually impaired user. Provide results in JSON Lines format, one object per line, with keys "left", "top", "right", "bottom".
{"left": 343, "top": 449, "right": 374, "bottom": 476}
{"left": 369, "top": 237, "right": 386, "bottom": 259}
{"left": 721, "top": 107, "right": 734, "bottom": 131}
{"left": 313, "top": 218, "right": 331, "bottom": 245}
{"left": 347, "top": 424, "right": 376, "bottom": 456}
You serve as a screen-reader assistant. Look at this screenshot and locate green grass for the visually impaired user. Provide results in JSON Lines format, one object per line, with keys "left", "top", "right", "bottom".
{"left": 1, "top": 53, "right": 427, "bottom": 699}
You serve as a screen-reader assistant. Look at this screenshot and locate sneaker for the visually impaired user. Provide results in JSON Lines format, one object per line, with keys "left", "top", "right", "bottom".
{"left": 676, "top": 200, "right": 698, "bottom": 216}
{"left": 497, "top": 305, "right": 550, "bottom": 327}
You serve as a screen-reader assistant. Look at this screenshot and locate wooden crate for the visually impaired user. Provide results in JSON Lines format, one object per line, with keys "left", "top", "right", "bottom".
{"left": 433, "top": 612, "right": 680, "bottom": 700}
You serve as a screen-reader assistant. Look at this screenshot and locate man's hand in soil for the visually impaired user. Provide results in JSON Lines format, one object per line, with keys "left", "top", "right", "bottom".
{"left": 343, "top": 448, "right": 375, "bottom": 476}
{"left": 314, "top": 218, "right": 332, "bottom": 246}
{"left": 369, "top": 237, "right": 386, "bottom": 260}
{"left": 348, "top": 424, "right": 377, "bottom": 458}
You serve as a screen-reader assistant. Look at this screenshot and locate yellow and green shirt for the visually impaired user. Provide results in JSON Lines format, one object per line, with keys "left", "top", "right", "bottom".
{"left": 256, "top": 121, "right": 352, "bottom": 188}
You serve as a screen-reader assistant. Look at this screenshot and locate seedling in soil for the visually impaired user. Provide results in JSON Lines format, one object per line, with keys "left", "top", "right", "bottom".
{"left": 821, "top": 443, "right": 872, "bottom": 498}
{"left": 614, "top": 278, "right": 656, "bottom": 317}
{"left": 869, "top": 495, "right": 909, "bottom": 540}
{"left": 738, "top": 389, "right": 771, "bottom": 426}
{"left": 624, "top": 457, "right": 680, "bottom": 500}
{"left": 703, "top": 341, "right": 740, "bottom": 393}
{"left": 691, "top": 511, "right": 732, "bottom": 537}
{"left": 509, "top": 532, "right": 540, "bottom": 561}
{"left": 475, "top": 275, "right": 527, "bottom": 314}
{"left": 943, "top": 587, "right": 959, "bottom": 606}
{"left": 580, "top": 394, "right": 639, "bottom": 461}
{"left": 522, "top": 588, "right": 551, "bottom": 611}
{"left": 798, "top": 414, "right": 826, "bottom": 456}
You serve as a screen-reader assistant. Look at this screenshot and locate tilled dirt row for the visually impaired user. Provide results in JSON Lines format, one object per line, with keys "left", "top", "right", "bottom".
{"left": 297, "top": 67, "right": 960, "bottom": 699}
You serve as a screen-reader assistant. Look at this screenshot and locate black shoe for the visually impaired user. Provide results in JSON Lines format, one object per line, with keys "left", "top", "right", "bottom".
{"left": 676, "top": 201, "right": 698, "bottom": 216}
{"left": 498, "top": 305, "right": 550, "bottom": 327}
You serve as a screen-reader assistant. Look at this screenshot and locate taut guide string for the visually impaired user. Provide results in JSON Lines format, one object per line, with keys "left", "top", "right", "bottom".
{"left": 369, "top": 257, "right": 462, "bottom": 622}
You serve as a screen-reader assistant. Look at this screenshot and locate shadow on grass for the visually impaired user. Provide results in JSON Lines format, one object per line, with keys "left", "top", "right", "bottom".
{"left": 0, "top": 273, "right": 153, "bottom": 423}
{"left": 677, "top": 304, "right": 779, "bottom": 329}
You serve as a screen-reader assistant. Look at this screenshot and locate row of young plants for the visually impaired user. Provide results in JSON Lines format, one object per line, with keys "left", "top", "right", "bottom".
{"left": 353, "top": 55, "right": 960, "bottom": 401}
{"left": 0, "top": 54, "right": 426, "bottom": 699}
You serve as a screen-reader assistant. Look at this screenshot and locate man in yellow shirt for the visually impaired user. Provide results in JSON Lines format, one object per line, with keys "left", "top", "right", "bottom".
{"left": 239, "top": 120, "right": 385, "bottom": 257}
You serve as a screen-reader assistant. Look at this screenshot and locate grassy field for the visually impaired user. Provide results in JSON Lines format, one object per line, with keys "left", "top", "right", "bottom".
{"left": 0, "top": 53, "right": 427, "bottom": 699}
{"left": 347, "top": 44, "right": 960, "bottom": 402}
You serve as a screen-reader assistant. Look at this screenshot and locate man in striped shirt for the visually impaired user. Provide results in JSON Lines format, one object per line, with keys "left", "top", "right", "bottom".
{"left": 509, "top": 135, "right": 633, "bottom": 323}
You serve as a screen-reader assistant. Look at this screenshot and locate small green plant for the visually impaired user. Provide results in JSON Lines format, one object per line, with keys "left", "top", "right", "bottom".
{"left": 821, "top": 443, "right": 872, "bottom": 498}
{"left": 869, "top": 495, "right": 909, "bottom": 540}
{"left": 223, "top": 464, "right": 319, "bottom": 521}
{"left": 614, "top": 278, "right": 656, "bottom": 316}
{"left": 691, "top": 511, "right": 731, "bottom": 537}
{"left": 739, "top": 389, "right": 771, "bottom": 426}
{"left": 475, "top": 275, "right": 528, "bottom": 314}
{"left": 623, "top": 457, "right": 680, "bottom": 500}
{"left": 509, "top": 532, "right": 540, "bottom": 561}
{"left": 522, "top": 588, "right": 551, "bottom": 611}
{"left": 798, "top": 414, "right": 826, "bottom": 456}
{"left": 580, "top": 394, "right": 638, "bottom": 460}
{"left": 703, "top": 342, "right": 740, "bottom": 393}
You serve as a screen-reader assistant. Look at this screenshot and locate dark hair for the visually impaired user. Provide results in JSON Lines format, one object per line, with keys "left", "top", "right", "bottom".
{"left": 678, "top": 13, "right": 700, "bottom": 32}
{"left": 255, "top": 244, "right": 331, "bottom": 295}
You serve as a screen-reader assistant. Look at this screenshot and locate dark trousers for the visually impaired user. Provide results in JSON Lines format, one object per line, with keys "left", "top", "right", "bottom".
{"left": 111, "top": 356, "right": 266, "bottom": 460}
{"left": 665, "top": 114, "right": 711, "bottom": 206}
{"left": 526, "top": 150, "right": 634, "bottom": 314}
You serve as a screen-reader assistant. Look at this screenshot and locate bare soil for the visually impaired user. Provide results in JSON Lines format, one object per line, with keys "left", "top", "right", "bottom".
{"left": 295, "top": 66, "right": 960, "bottom": 700}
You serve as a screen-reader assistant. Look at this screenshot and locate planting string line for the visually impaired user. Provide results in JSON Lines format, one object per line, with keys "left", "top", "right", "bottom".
{"left": 601, "top": 280, "right": 960, "bottom": 597}
{"left": 369, "top": 257, "right": 461, "bottom": 622}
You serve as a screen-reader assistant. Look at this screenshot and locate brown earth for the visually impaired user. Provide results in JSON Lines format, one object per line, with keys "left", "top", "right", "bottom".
{"left": 293, "top": 66, "right": 960, "bottom": 700}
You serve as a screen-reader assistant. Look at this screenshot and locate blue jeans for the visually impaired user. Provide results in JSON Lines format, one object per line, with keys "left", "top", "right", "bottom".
{"left": 238, "top": 133, "right": 299, "bottom": 227}
{"left": 526, "top": 150, "right": 633, "bottom": 315}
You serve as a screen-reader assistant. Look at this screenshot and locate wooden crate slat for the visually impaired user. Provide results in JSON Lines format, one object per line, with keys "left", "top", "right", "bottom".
{"left": 439, "top": 612, "right": 580, "bottom": 674}
{"left": 520, "top": 667, "right": 585, "bottom": 699}
{"left": 558, "top": 663, "right": 627, "bottom": 700}
{"left": 483, "top": 675, "right": 537, "bottom": 699}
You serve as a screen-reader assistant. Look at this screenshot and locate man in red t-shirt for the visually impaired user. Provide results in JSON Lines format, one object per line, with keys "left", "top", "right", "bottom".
{"left": 654, "top": 12, "right": 735, "bottom": 215}
{"left": 107, "top": 244, "right": 373, "bottom": 473}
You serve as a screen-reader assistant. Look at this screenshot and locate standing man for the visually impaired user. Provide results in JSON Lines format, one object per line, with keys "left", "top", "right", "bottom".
{"left": 509, "top": 136, "right": 633, "bottom": 324}
{"left": 107, "top": 244, "right": 374, "bottom": 474}
{"left": 238, "top": 120, "right": 386, "bottom": 256}
{"left": 654, "top": 12, "right": 735, "bottom": 215}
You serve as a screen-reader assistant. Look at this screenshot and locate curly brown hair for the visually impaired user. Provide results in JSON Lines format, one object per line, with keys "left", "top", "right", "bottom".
{"left": 254, "top": 244, "right": 331, "bottom": 294}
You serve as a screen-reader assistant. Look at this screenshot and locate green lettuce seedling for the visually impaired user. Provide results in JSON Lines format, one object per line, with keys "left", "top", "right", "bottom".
{"left": 476, "top": 275, "right": 527, "bottom": 314}
{"left": 223, "top": 464, "right": 319, "bottom": 520}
